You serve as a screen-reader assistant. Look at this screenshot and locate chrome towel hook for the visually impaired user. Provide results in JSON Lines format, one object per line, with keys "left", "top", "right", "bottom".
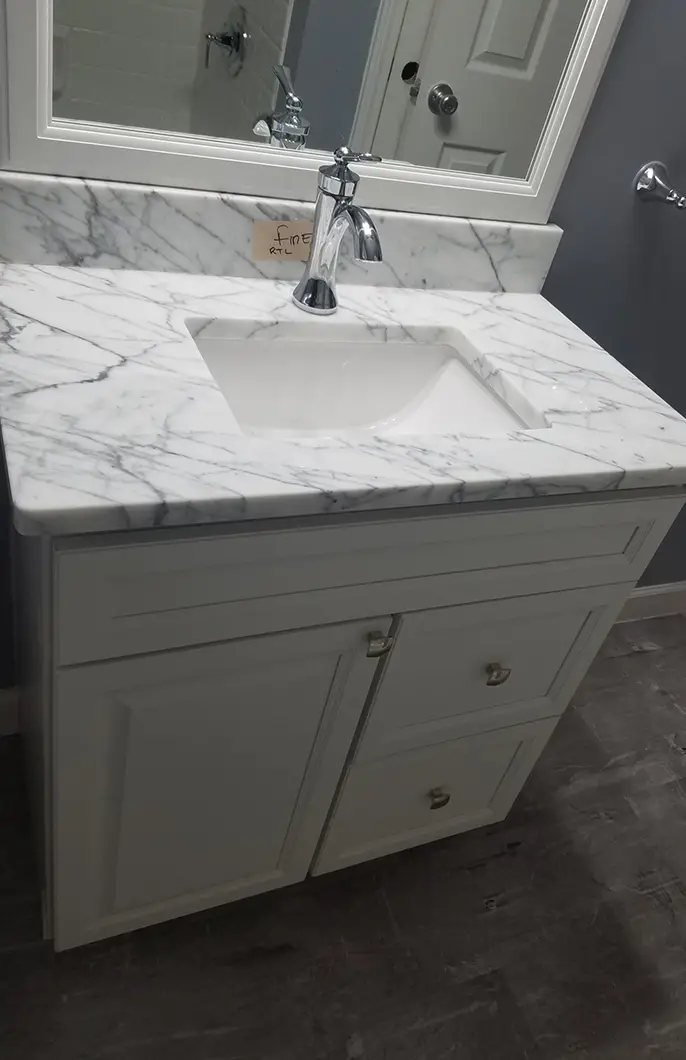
{"left": 635, "top": 161, "right": 686, "bottom": 209}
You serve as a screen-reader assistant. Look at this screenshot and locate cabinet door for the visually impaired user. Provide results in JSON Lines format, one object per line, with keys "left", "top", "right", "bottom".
{"left": 53, "top": 619, "right": 387, "bottom": 950}
{"left": 314, "top": 717, "right": 557, "bottom": 874}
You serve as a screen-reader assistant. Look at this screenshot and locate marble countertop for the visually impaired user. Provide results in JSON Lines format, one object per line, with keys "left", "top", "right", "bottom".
{"left": 1, "top": 264, "right": 685, "bottom": 536}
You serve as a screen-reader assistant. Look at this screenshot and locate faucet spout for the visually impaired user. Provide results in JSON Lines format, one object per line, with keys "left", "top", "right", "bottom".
{"left": 347, "top": 205, "right": 383, "bottom": 262}
{"left": 293, "top": 146, "right": 384, "bottom": 315}
{"left": 292, "top": 204, "right": 382, "bottom": 315}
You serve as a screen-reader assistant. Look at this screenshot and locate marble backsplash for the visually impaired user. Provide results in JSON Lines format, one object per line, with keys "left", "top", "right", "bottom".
{"left": 0, "top": 171, "right": 562, "bottom": 292}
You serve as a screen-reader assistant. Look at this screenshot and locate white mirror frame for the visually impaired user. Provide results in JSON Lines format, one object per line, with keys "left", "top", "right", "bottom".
{"left": 3, "top": 0, "right": 630, "bottom": 224}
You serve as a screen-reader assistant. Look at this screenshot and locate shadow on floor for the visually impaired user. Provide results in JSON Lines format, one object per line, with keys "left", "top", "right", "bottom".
{"left": 4, "top": 616, "right": 686, "bottom": 1058}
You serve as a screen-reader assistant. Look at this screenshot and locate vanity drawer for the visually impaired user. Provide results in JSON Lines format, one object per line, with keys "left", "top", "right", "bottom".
{"left": 314, "top": 716, "right": 558, "bottom": 873}
{"left": 54, "top": 496, "right": 680, "bottom": 665}
{"left": 354, "top": 583, "right": 628, "bottom": 760}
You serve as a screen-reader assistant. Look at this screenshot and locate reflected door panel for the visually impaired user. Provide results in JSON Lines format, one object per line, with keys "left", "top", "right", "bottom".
{"left": 375, "top": 0, "right": 588, "bottom": 177}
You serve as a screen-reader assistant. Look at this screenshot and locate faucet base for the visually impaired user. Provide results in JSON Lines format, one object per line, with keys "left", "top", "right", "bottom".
{"left": 292, "top": 277, "right": 337, "bottom": 315}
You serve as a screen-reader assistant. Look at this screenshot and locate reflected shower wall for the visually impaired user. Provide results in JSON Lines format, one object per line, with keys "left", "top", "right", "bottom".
{"left": 191, "top": 0, "right": 296, "bottom": 141}
{"left": 53, "top": 0, "right": 206, "bottom": 132}
{"left": 52, "top": 0, "right": 296, "bottom": 140}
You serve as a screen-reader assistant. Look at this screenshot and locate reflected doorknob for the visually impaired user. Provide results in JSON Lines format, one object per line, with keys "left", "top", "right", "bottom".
{"left": 428, "top": 83, "right": 459, "bottom": 116}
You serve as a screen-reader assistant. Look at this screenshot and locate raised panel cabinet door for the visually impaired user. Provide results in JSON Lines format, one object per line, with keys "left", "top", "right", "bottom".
{"left": 53, "top": 618, "right": 389, "bottom": 950}
{"left": 314, "top": 717, "right": 558, "bottom": 873}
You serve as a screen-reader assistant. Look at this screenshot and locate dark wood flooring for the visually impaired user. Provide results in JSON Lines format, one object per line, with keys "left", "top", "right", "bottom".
{"left": 4, "top": 616, "right": 686, "bottom": 1058}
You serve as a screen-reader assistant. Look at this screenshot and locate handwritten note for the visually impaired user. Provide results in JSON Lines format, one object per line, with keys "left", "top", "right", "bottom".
{"left": 252, "top": 220, "right": 314, "bottom": 262}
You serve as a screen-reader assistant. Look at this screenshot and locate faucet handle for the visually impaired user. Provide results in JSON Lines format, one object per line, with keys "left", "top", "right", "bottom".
{"left": 273, "top": 65, "right": 303, "bottom": 113}
{"left": 333, "top": 146, "right": 383, "bottom": 165}
{"left": 254, "top": 66, "right": 310, "bottom": 149}
{"left": 319, "top": 146, "right": 383, "bottom": 197}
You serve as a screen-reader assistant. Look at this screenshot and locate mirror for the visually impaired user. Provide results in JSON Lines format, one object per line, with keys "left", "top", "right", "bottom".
{"left": 51, "top": 0, "right": 590, "bottom": 180}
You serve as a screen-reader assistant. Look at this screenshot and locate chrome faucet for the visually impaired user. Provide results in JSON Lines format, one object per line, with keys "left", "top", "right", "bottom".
{"left": 293, "top": 146, "right": 383, "bottom": 315}
{"left": 253, "top": 66, "right": 310, "bottom": 151}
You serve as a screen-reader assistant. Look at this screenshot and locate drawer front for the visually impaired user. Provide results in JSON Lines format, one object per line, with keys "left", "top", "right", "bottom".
{"left": 55, "top": 496, "right": 682, "bottom": 665}
{"left": 356, "top": 583, "right": 628, "bottom": 760}
{"left": 314, "top": 717, "right": 558, "bottom": 874}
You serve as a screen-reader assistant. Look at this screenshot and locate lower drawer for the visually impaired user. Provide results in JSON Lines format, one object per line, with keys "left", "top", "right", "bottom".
{"left": 313, "top": 716, "right": 557, "bottom": 874}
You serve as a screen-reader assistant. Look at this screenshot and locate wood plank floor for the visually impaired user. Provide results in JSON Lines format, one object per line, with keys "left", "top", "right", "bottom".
{"left": 4, "top": 616, "right": 686, "bottom": 1058}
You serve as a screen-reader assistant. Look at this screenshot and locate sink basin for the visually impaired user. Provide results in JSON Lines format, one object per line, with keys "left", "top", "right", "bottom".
{"left": 190, "top": 320, "right": 539, "bottom": 439}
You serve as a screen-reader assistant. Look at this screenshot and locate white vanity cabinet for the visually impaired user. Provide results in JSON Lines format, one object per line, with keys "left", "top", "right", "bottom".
{"left": 17, "top": 492, "right": 684, "bottom": 949}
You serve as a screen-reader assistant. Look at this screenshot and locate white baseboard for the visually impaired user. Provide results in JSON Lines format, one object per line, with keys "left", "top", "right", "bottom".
{"left": 618, "top": 581, "right": 686, "bottom": 623}
{"left": 0, "top": 687, "right": 18, "bottom": 737}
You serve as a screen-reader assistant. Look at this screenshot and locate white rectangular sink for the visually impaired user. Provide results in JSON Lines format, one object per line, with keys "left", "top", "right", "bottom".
{"left": 191, "top": 320, "right": 541, "bottom": 439}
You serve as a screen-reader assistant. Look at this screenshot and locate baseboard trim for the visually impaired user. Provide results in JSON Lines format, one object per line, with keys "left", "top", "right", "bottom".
{"left": 0, "top": 687, "right": 18, "bottom": 737}
{"left": 618, "top": 581, "right": 686, "bottom": 623}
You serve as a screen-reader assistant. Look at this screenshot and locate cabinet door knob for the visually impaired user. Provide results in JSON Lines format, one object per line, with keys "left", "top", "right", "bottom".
{"left": 367, "top": 632, "right": 394, "bottom": 658}
{"left": 428, "top": 787, "right": 451, "bottom": 810}
{"left": 485, "top": 663, "right": 512, "bottom": 687}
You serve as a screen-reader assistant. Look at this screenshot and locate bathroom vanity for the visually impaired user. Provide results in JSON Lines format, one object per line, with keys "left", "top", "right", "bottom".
{"left": 20, "top": 489, "right": 680, "bottom": 952}
{"left": 0, "top": 0, "right": 652, "bottom": 960}
{"left": 2, "top": 265, "right": 685, "bottom": 950}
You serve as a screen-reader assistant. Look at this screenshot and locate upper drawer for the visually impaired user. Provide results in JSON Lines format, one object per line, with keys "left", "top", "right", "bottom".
{"left": 54, "top": 495, "right": 682, "bottom": 665}
{"left": 354, "top": 582, "right": 628, "bottom": 760}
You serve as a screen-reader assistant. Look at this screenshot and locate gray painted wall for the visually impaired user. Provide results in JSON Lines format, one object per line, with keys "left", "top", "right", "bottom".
{"left": 544, "top": 0, "right": 686, "bottom": 585}
{"left": 0, "top": 456, "right": 14, "bottom": 689}
{"left": 283, "top": 0, "right": 310, "bottom": 79}
{"left": 285, "top": 0, "right": 382, "bottom": 152}
{"left": 0, "top": 0, "right": 10, "bottom": 689}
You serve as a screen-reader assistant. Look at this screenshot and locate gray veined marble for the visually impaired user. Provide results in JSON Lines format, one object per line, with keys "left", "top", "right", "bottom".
{"left": 0, "top": 265, "right": 685, "bottom": 536}
{"left": 0, "top": 171, "right": 561, "bottom": 292}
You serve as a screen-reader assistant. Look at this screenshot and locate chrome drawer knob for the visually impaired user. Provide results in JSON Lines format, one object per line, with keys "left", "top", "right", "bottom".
{"left": 367, "top": 632, "right": 395, "bottom": 658}
{"left": 485, "top": 663, "right": 512, "bottom": 687}
{"left": 428, "top": 787, "right": 451, "bottom": 810}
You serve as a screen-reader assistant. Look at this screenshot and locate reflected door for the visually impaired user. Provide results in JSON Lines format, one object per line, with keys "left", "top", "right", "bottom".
{"left": 374, "top": 0, "right": 588, "bottom": 177}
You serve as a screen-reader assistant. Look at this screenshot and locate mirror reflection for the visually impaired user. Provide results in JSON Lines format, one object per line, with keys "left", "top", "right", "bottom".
{"left": 52, "top": 0, "right": 589, "bottom": 179}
